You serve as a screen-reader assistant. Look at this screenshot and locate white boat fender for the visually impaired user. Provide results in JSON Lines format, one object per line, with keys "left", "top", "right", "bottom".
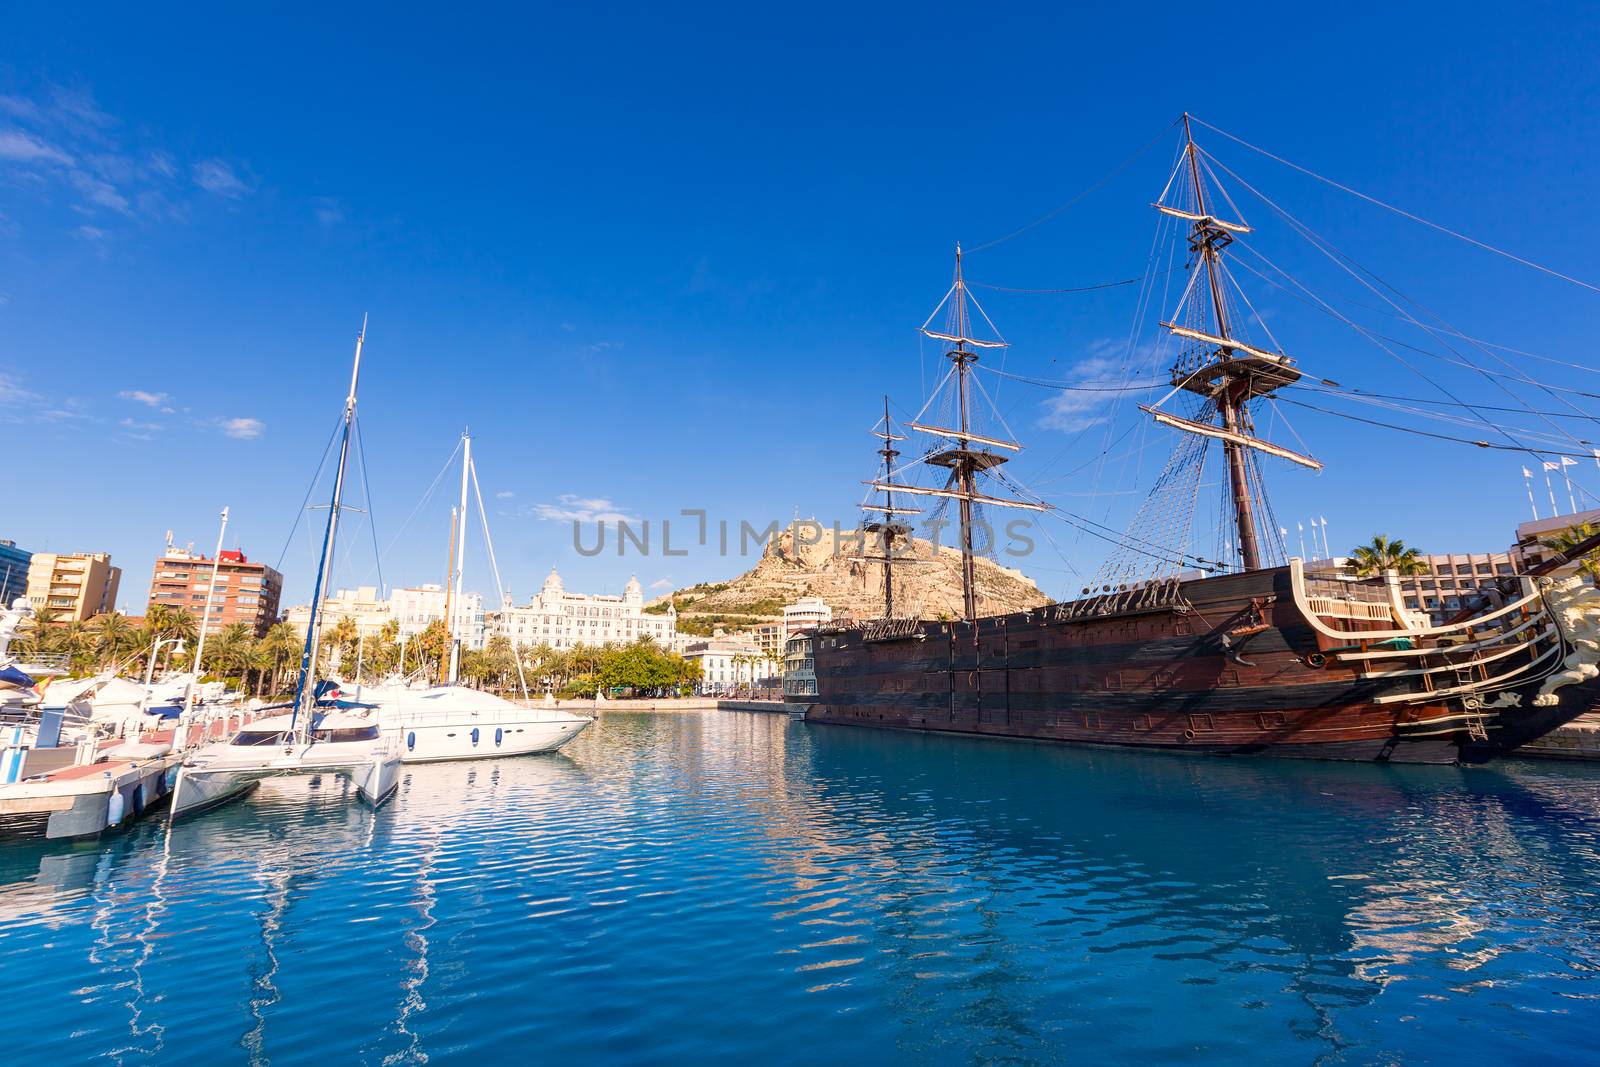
{"left": 107, "top": 788, "right": 125, "bottom": 827}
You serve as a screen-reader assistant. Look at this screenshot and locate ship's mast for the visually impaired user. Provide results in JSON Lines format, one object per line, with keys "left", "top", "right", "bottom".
{"left": 1137, "top": 117, "right": 1312, "bottom": 575}
{"left": 1182, "top": 114, "right": 1261, "bottom": 571}
{"left": 862, "top": 395, "right": 915, "bottom": 618}
{"left": 880, "top": 245, "right": 1049, "bottom": 622}
{"left": 950, "top": 248, "right": 981, "bottom": 619}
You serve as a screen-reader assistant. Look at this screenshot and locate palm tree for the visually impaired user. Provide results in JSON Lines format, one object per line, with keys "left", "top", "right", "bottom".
{"left": 326, "top": 616, "right": 360, "bottom": 673}
{"left": 209, "top": 623, "right": 256, "bottom": 690}
{"left": 1346, "top": 535, "right": 1428, "bottom": 578}
{"left": 260, "top": 622, "right": 302, "bottom": 695}
{"left": 89, "top": 612, "right": 134, "bottom": 671}
{"left": 1542, "top": 521, "right": 1600, "bottom": 583}
{"left": 61, "top": 621, "right": 94, "bottom": 674}
{"left": 14, "top": 605, "right": 59, "bottom": 657}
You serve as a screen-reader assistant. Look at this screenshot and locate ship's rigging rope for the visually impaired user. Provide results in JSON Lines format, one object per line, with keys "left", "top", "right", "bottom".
{"left": 1189, "top": 114, "right": 1600, "bottom": 297}
{"left": 963, "top": 120, "right": 1180, "bottom": 255}
{"left": 968, "top": 271, "right": 1170, "bottom": 295}
{"left": 273, "top": 411, "right": 346, "bottom": 575}
{"left": 1204, "top": 149, "right": 1600, "bottom": 489}
{"left": 353, "top": 415, "right": 385, "bottom": 598}
{"left": 1222, "top": 250, "right": 1600, "bottom": 398}
{"left": 1273, "top": 396, "right": 1600, "bottom": 459}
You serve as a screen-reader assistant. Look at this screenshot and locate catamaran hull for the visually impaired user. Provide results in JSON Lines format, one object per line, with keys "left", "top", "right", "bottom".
{"left": 806, "top": 566, "right": 1600, "bottom": 765}
{"left": 387, "top": 715, "right": 590, "bottom": 763}
{"left": 170, "top": 747, "right": 402, "bottom": 820}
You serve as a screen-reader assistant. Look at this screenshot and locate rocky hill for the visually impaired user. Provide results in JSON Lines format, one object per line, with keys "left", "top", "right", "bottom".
{"left": 650, "top": 523, "right": 1049, "bottom": 629}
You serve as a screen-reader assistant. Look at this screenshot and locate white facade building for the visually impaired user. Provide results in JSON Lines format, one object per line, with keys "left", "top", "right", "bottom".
{"left": 683, "top": 634, "right": 762, "bottom": 694}
{"left": 491, "top": 570, "right": 676, "bottom": 649}
{"left": 783, "top": 596, "right": 832, "bottom": 638}
{"left": 390, "top": 583, "right": 485, "bottom": 651}
{"left": 282, "top": 586, "right": 392, "bottom": 640}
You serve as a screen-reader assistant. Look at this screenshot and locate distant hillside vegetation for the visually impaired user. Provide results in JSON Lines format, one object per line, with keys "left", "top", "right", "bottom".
{"left": 649, "top": 522, "right": 1049, "bottom": 625}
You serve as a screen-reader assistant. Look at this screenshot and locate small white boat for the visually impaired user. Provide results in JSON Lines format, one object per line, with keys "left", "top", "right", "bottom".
{"left": 347, "top": 680, "right": 590, "bottom": 762}
{"left": 170, "top": 711, "right": 400, "bottom": 818}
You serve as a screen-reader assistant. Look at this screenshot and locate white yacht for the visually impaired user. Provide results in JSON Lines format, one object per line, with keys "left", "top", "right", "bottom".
{"left": 347, "top": 680, "right": 590, "bottom": 762}
{"left": 339, "top": 429, "right": 591, "bottom": 764}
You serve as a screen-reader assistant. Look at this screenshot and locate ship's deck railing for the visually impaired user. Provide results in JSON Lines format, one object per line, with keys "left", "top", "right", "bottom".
{"left": 1305, "top": 597, "right": 1393, "bottom": 622}
{"left": 1290, "top": 558, "right": 1544, "bottom": 643}
{"left": 1289, "top": 558, "right": 1567, "bottom": 705}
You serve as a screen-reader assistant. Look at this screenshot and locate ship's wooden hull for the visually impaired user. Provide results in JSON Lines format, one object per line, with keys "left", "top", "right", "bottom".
{"left": 806, "top": 567, "right": 1599, "bottom": 764}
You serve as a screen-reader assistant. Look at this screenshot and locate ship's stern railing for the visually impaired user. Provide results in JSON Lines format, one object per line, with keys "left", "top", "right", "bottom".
{"left": 1287, "top": 558, "right": 1584, "bottom": 706}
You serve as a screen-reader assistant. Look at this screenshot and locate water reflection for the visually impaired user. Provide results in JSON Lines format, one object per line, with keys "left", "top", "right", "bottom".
{"left": 1, "top": 713, "right": 1599, "bottom": 1064}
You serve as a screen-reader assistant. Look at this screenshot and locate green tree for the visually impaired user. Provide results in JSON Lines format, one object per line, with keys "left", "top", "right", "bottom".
{"left": 15, "top": 605, "right": 60, "bottom": 657}
{"left": 88, "top": 612, "right": 135, "bottom": 672}
{"left": 209, "top": 623, "right": 257, "bottom": 691}
{"left": 1345, "top": 535, "right": 1428, "bottom": 578}
{"left": 413, "top": 619, "right": 450, "bottom": 680}
{"left": 61, "top": 621, "right": 94, "bottom": 674}
{"left": 1542, "top": 521, "right": 1600, "bottom": 583}
{"left": 260, "top": 622, "right": 303, "bottom": 696}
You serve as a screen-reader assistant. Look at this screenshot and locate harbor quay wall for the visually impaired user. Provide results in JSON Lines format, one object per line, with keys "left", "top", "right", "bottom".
{"left": 1518, "top": 714, "right": 1600, "bottom": 761}
{"left": 508, "top": 698, "right": 787, "bottom": 714}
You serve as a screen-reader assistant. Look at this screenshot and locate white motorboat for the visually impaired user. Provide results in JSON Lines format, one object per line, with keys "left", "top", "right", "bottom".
{"left": 170, "top": 711, "right": 399, "bottom": 818}
{"left": 346, "top": 680, "right": 590, "bottom": 762}
{"left": 333, "top": 429, "right": 591, "bottom": 764}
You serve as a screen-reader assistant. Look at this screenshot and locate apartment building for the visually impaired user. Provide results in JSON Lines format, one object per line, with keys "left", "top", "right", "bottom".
{"left": 25, "top": 552, "right": 121, "bottom": 622}
{"left": 147, "top": 540, "right": 284, "bottom": 637}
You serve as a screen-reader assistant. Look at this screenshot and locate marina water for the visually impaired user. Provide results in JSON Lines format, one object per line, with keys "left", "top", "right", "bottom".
{"left": 5, "top": 710, "right": 1600, "bottom": 1064}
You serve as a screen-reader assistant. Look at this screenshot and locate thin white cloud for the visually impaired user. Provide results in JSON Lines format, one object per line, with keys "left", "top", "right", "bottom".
{"left": 0, "top": 129, "right": 73, "bottom": 166}
{"left": 0, "top": 85, "right": 235, "bottom": 229}
{"left": 193, "top": 159, "right": 248, "bottom": 198}
{"left": 648, "top": 578, "right": 674, "bottom": 591}
{"left": 496, "top": 490, "right": 515, "bottom": 499}
{"left": 530, "top": 494, "right": 636, "bottom": 524}
{"left": 0, "top": 370, "right": 43, "bottom": 406}
{"left": 218, "top": 416, "right": 264, "bottom": 439}
{"left": 119, "top": 389, "right": 170, "bottom": 407}
{"left": 119, "top": 416, "right": 162, "bottom": 432}
{"left": 312, "top": 196, "right": 343, "bottom": 226}
{"left": 68, "top": 169, "right": 130, "bottom": 213}
{"left": 0, "top": 96, "right": 42, "bottom": 122}
{"left": 1037, "top": 346, "right": 1162, "bottom": 434}
{"left": 75, "top": 225, "right": 107, "bottom": 241}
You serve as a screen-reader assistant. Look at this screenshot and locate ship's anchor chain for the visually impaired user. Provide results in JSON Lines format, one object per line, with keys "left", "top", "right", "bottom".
{"left": 1219, "top": 596, "right": 1274, "bottom": 668}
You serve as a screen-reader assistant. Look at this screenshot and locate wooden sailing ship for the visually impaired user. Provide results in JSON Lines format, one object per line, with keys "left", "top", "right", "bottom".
{"left": 803, "top": 117, "right": 1600, "bottom": 763}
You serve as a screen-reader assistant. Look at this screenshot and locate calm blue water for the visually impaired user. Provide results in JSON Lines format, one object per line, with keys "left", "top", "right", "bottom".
{"left": 4, "top": 711, "right": 1600, "bottom": 1065}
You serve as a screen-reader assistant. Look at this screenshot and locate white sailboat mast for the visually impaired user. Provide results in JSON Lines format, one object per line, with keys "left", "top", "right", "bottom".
{"left": 292, "top": 318, "right": 366, "bottom": 737}
{"left": 186, "top": 504, "right": 230, "bottom": 711}
{"left": 447, "top": 431, "right": 471, "bottom": 685}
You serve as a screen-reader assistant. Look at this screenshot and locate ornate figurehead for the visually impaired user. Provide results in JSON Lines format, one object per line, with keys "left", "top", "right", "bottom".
{"left": 1534, "top": 575, "right": 1600, "bottom": 706}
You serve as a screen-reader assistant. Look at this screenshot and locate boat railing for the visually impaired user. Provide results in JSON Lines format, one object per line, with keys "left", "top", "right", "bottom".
{"left": 1290, "top": 558, "right": 1545, "bottom": 643}
{"left": 385, "top": 703, "right": 574, "bottom": 727}
{"left": 11, "top": 653, "right": 69, "bottom": 672}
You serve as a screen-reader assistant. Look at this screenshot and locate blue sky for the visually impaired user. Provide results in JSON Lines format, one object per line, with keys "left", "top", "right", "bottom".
{"left": 6, "top": 3, "right": 1600, "bottom": 611}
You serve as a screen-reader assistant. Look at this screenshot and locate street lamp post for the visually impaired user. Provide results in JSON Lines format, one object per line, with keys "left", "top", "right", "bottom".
{"left": 142, "top": 636, "right": 187, "bottom": 711}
